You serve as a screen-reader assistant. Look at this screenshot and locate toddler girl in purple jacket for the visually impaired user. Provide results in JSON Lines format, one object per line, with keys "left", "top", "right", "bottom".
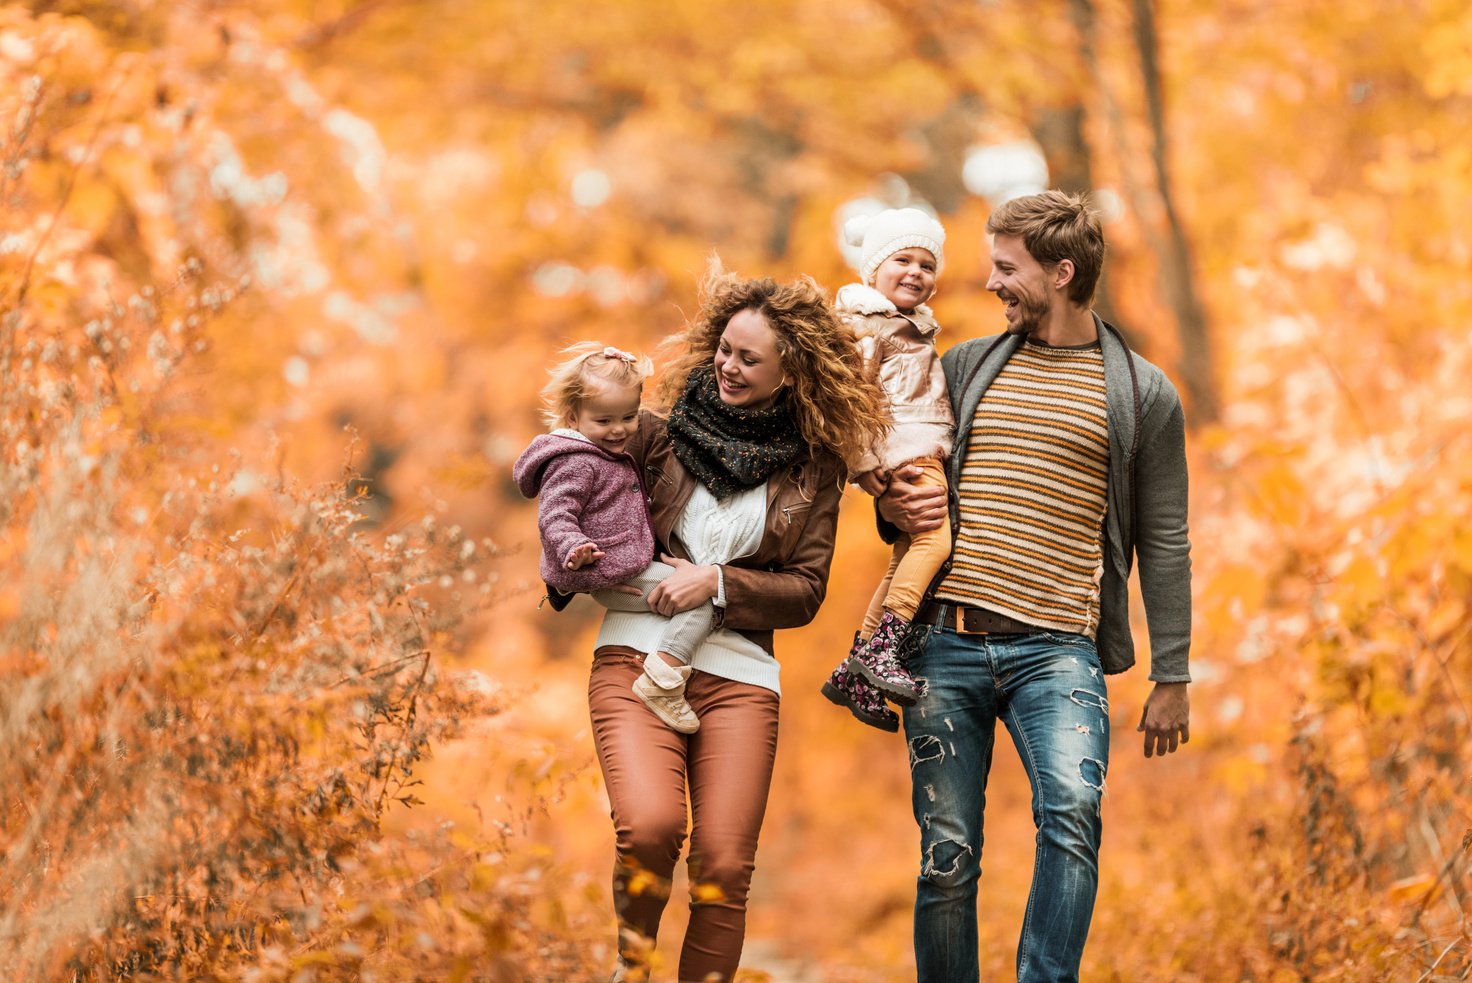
{"left": 513, "top": 342, "right": 710, "bottom": 733}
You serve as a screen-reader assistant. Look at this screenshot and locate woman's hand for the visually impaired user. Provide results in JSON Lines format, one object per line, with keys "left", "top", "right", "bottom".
{"left": 877, "top": 463, "right": 947, "bottom": 533}
{"left": 645, "top": 554, "right": 719, "bottom": 616}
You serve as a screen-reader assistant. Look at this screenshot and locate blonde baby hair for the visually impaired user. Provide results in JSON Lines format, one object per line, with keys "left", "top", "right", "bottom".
{"left": 540, "top": 341, "right": 655, "bottom": 430}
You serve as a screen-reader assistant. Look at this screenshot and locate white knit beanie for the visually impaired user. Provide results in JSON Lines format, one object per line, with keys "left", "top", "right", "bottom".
{"left": 843, "top": 207, "right": 946, "bottom": 286}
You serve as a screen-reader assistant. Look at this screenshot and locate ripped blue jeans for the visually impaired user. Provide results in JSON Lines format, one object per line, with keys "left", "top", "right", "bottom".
{"left": 902, "top": 625, "right": 1109, "bottom": 983}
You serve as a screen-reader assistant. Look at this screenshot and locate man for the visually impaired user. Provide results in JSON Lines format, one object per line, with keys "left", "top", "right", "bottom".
{"left": 877, "top": 190, "right": 1192, "bottom": 983}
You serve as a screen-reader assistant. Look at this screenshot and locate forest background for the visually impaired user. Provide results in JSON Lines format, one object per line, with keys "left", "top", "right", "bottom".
{"left": 2, "top": 1, "right": 1470, "bottom": 980}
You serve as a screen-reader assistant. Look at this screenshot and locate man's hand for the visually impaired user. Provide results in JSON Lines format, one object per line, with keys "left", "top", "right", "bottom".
{"left": 876, "top": 463, "right": 947, "bottom": 534}
{"left": 644, "top": 554, "right": 718, "bottom": 616}
{"left": 565, "top": 542, "right": 603, "bottom": 570}
{"left": 856, "top": 468, "right": 890, "bottom": 497}
{"left": 1137, "top": 682, "right": 1190, "bottom": 758}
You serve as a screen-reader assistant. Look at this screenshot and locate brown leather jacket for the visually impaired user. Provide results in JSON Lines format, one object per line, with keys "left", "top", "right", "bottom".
{"left": 627, "top": 409, "right": 844, "bottom": 655}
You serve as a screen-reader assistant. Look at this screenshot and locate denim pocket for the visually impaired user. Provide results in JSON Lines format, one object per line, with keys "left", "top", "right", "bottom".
{"left": 1039, "top": 629, "right": 1097, "bottom": 651}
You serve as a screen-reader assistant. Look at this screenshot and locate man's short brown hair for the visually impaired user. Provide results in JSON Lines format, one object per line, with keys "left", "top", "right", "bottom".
{"left": 986, "top": 190, "right": 1106, "bottom": 306}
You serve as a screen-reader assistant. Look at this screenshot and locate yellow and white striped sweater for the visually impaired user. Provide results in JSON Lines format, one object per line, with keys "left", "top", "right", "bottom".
{"left": 935, "top": 340, "right": 1109, "bottom": 636}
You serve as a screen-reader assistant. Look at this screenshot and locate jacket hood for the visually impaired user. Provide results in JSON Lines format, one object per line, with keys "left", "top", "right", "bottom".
{"left": 512, "top": 430, "right": 619, "bottom": 498}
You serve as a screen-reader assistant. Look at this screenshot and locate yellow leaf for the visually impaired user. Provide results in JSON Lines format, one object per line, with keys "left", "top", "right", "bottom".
{"left": 691, "top": 881, "right": 727, "bottom": 904}
{"left": 1425, "top": 597, "right": 1465, "bottom": 641}
{"left": 1389, "top": 873, "right": 1442, "bottom": 905}
{"left": 626, "top": 867, "right": 657, "bottom": 898}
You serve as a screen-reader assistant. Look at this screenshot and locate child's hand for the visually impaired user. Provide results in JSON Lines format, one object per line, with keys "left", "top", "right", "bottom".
{"left": 565, "top": 542, "right": 604, "bottom": 570}
{"left": 857, "top": 468, "right": 891, "bottom": 497}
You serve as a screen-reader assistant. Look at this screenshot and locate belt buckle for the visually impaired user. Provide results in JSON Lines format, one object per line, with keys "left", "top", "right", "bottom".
{"left": 952, "top": 605, "right": 990, "bottom": 635}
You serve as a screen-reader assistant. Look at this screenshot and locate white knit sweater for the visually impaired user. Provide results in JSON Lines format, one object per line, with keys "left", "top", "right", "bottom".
{"left": 593, "top": 481, "right": 780, "bottom": 693}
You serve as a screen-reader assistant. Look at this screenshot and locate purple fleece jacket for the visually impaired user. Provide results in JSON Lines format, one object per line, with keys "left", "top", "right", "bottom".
{"left": 512, "top": 430, "right": 657, "bottom": 594}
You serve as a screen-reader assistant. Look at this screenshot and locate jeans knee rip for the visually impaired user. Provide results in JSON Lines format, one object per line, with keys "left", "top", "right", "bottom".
{"left": 921, "top": 837, "right": 974, "bottom": 882}
{"left": 908, "top": 734, "right": 946, "bottom": 770}
{"left": 1078, "top": 756, "right": 1107, "bottom": 805}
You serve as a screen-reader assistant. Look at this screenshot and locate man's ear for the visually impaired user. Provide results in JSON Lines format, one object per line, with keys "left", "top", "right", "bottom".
{"left": 1053, "top": 259, "right": 1076, "bottom": 291}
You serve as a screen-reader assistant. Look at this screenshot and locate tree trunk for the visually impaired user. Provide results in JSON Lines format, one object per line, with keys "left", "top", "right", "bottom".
{"left": 1071, "top": 0, "right": 1219, "bottom": 427}
{"left": 1030, "top": 105, "right": 1133, "bottom": 349}
{"left": 1131, "top": 0, "right": 1219, "bottom": 425}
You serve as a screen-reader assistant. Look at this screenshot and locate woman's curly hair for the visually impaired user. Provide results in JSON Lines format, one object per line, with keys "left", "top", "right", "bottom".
{"left": 656, "top": 260, "right": 890, "bottom": 475}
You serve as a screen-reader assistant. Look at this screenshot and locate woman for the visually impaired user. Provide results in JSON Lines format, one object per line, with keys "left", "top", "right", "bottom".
{"left": 587, "top": 264, "right": 888, "bottom": 982}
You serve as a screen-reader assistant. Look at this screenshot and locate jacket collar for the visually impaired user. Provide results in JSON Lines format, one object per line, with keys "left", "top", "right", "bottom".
{"left": 551, "top": 427, "right": 592, "bottom": 444}
{"left": 547, "top": 427, "right": 631, "bottom": 462}
{"left": 835, "top": 283, "right": 937, "bottom": 332}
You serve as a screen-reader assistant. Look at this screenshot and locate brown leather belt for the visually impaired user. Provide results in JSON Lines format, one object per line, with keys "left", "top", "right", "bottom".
{"left": 924, "top": 602, "right": 1041, "bottom": 635}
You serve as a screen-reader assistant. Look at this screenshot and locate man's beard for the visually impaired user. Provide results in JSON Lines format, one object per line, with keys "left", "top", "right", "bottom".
{"left": 1005, "top": 293, "right": 1051, "bottom": 335}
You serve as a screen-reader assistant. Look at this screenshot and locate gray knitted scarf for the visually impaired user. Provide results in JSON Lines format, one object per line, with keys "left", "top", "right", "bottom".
{"left": 667, "top": 365, "right": 802, "bottom": 499}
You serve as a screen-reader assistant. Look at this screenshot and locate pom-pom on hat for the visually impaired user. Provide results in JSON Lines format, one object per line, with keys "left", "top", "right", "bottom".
{"left": 844, "top": 207, "right": 946, "bottom": 286}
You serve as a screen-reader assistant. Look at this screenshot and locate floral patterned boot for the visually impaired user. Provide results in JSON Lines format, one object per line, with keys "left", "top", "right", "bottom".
{"left": 820, "top": 634, "right": 899, "bottom": 732}
{"left": 848, "top": 610, "right": 923, "bottom": 706}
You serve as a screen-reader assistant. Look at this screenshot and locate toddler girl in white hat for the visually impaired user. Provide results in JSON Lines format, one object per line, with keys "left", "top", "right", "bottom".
{"left": 821, "top": 208, "right": 954, "bottom": 732}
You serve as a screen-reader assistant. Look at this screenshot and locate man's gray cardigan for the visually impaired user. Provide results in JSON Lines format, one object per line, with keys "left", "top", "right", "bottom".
{"left": 883, "top": 315, "right": 1192, "bottom": 682}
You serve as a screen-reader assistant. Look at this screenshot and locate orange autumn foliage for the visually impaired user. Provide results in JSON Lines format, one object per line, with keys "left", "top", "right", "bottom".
{"left": 1, "top": 1, "right": 1469, "bottom": 981}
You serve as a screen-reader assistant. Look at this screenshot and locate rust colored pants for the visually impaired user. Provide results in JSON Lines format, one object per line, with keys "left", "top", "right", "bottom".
{"left": 588, "top": 646, "right": 780, "bottom": 983}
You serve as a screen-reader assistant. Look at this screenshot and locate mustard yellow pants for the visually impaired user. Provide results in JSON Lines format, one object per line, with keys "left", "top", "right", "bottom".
{"left": 862, "top": 456, "right": 952, "bottom": 635}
